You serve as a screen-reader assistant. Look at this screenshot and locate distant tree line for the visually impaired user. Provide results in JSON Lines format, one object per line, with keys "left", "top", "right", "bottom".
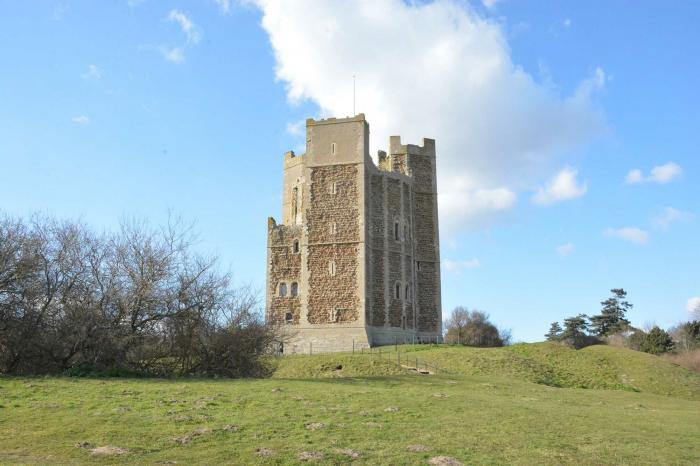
{"left": 0, "top": 214, "right": 278, "bottom": 377}
{"left": 545, "top": 288, "right": 700, "bottom": 359}
{"left": 443, "top": 307, "right": 511, "bottom": 347}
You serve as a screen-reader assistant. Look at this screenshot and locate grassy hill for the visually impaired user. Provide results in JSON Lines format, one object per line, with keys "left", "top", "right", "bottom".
{"left": 271, "top": 343, "right": 700, "bottom": 400}
{"left": 1, "top": 343, "right": 699, "bottom": 464}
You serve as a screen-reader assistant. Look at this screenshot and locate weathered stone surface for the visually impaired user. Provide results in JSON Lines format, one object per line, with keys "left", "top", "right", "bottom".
{"left": 266, "top": 115, "right": 441, "bottom": 352}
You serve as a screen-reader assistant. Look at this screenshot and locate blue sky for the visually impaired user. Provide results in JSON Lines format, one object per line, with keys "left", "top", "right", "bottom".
{"left": 1, "top": 1, "right": 698, "bottom": 341}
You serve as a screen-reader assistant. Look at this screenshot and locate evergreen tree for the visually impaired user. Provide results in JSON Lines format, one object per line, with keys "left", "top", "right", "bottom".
{"left": 640, "top": 326, "right": 674, "bottom": 355}
{"left": 545, "top": 322, "right": 563, "bottom": 341}
{"left": 590, "top": 288, "right": 632, "bottom": 336}
{"left": 561, "top": 314, "right": 589, "bottom": 348}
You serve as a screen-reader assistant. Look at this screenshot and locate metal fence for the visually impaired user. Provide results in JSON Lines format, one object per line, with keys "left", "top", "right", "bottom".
{"left": 279, "top": 339, "right": 452, "bottom": 375}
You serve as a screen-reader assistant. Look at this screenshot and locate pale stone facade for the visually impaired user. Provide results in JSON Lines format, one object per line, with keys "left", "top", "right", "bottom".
{"left": 266, "top": 115, "right": 441, "bottom": 353}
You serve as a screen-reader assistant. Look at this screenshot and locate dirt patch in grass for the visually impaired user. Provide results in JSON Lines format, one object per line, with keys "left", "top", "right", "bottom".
{"left": 334, "top": 448, "right": 361, "bottom": 458}
{"left": 174, "top": 427, "right": 211, "bottom": 445}
{"left": 298, "top": 451, "right": 324, "bottom": 461}
{"left": 90, "top": 445, "right": 128, "bottom": 456}
{"left": 305, "top": 422, "right": 325, "bottom": 431}
{"left": 429, "top": 456, "right": 463, "bottom": 465}
{"left": 256, "top": 447, "right": 274, "bottom": 457}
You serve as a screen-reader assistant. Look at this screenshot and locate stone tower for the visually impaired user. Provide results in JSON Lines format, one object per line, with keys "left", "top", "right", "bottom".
{"left": 266, "top": 114, "right": 441, "bottom": 353}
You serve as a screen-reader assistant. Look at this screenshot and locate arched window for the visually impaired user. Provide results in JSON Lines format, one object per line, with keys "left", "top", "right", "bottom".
{"left": 405, "top": 284, "right": 410, "bottom": 302}
{"left": 291, "top": 282, "right": 298, "bottom": 297}
{"left": 279, "top": 282, "right": 287, "bottom": 297}
{"left": 329, "top": 221, "right": 337, "bottom": 235}
{"left": 285, "top": 312, "right": 293, "bottom": 324}
{"left": 293, "top": 239, "right": 299, "bottom": 253}
{"left": 395, "top": 282, "right": 401, "bottom": 300}
{"left": 328, "top": 260, "right": 337, "bottom": 276}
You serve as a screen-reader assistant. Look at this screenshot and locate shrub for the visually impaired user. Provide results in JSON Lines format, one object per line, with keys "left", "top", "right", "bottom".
{"left": 0, "top": 214, "right": 279, "bottom": 377}
{"left": 639, "top": 327, "right": 674, "bottom": 355}
{"left": 444, "top": 307, "right": 506, "bottom": 347}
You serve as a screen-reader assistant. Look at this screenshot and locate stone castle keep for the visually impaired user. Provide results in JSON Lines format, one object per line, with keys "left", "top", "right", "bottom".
{"left": 266, "top": 115, "right": 441, "bottom": 353}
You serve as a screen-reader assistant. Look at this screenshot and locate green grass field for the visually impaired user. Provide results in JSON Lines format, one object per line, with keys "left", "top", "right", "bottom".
{"left": 2, "top": 343, "right": 699, "bottom": 465}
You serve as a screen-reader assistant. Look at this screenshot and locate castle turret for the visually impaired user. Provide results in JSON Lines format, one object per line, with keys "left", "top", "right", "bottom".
{"left": 266, "top": 115, "right": 441, "bottom": 353}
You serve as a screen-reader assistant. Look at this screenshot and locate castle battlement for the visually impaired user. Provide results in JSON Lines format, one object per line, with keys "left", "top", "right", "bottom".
{"left": 266, "top": 115, "right": 442, "bottom": 353}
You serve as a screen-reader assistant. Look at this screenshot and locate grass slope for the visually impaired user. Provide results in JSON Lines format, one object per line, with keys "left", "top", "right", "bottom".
{"left": 272, "top": 343, "right": 700, "bottom": 399}
{"left": 1, "top": 374, "right": 699, "bottom": 465}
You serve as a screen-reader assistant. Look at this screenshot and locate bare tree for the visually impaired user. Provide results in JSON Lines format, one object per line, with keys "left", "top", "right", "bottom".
{"left": 444, "top": 307, "right": 505, "bottom": 347}
{"left": 0, "top": 213, "right": 279, "bottom": 377}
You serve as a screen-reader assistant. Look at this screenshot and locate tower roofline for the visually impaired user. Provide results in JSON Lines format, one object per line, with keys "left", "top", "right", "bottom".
{"left": 389, "top": 136, "right": 435, "bottom": 156}
{"left": 306, "top": 113, "right": 366, "bottom": 127}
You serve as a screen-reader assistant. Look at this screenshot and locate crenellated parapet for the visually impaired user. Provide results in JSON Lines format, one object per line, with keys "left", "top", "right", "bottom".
{"left": 266, "top": 115, "right": 442, "bottom": 353}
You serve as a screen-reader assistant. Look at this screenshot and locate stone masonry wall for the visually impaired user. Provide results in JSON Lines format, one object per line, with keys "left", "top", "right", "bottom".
{"left": 369, "top": 173, "right": 386, "bottom": 327}
{"left": 307, "top": 244, "right": 359, "bottom": 324}
{"left": 305, "top": 164, "right": 360, "bottom": 325}
{"left": 416, "top": 261, "right": 439, "bottom": 331}
{"left": 267, "top": 225, "right": 301, "bottom": 325}
{"left": 307, "top": 165, "right": 359, "bottom": 244}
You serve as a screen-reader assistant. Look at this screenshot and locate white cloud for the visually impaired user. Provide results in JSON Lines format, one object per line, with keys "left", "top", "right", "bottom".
{"left": 687, "top": 297, "right": 700, "bottom": 318}
{"left": 82, "top": 64, "right": 102, "bottom": 80}
{"left": 532, "top": 168, "right": 587, "bottom": 205}
{"left": 562, "top": 18, "right": 572, "bottom": 28}
{"left": 625, "top": 162, "right": 682, "bottom": 184}
{"left": 213, "top": 0, "right": 231, "bottom": 14}
{"left": 439, "top": 184, "right": 516, "bottom": 231}
{"left": 285, "top": 120, "right": 304, "bottom": 137}
{"left": 159, "top": 46, "right": 185, "bottom": 64}
{"left": 442, "top": 258, "right": 480, "bottom": 274}
{"left": 652, "top": 207, "right": 693, "bottom": 229}
{"left": 603, "top": 227, "right": 649, "bottom": 244}
{"left": 252, "top": 0, "right": 606, "bottom": 233}
{"left": 556, "top": 243, "right": 574, "bottom": 257}
{"left": 481, "top": 0, "right": 500, "bottom": 9}
{"left": 167, "top": 10, "right": 201, "bottom": 43}
{"left": 72, "top": 116, "right": 90, "bottom": 124}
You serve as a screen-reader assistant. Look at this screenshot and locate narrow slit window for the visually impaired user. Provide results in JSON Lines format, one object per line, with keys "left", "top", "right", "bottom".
{"left": 293, "top": 239, "right": 299, "bottom": 253}
{"left": 328, "top": 260, "right": 337, "bottom": 276}
{"left": 329, "top": 181, "right": 337, "bottom": 195}
{"left": 395, "top": 282, "right": 401, "bottom": 300}
{"left": 279, "top": 282, "right": 287, "bottom": 297}
{"left": 329, "top": 221, "right": 337, "bottom": 235}
{"left": 285, "top": 312, "right": 293, "bottom": 324}
{"left": 330, "top": 308, "right": 337, "bottom": 322}
{"left": 405, "top": 284, "right": 410, "bottom": 301}
{"left": 394, "top": 221, "right": 400, "bottom": 241}
{"left": 331, "top": 142, "right": 336, "bottom": 155}
{"left": 290, "top": 282, "right": 298, "bottom": 297}
{"left": 292, "top": 187, "right": 298, "bottom": 219}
